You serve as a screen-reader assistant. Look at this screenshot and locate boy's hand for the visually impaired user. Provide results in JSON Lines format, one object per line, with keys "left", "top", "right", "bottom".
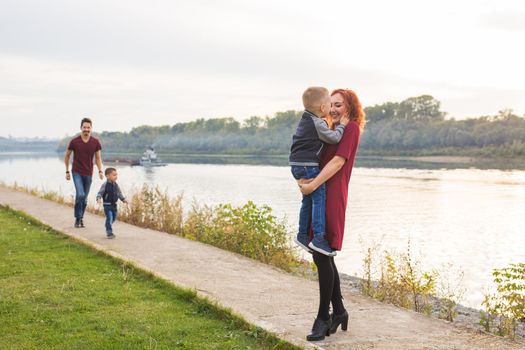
{"left": 97, "top": 198, "right": 102, "bottom": 205}
{"left": 340, "top": 115, "right": 350, "bottom": 126}
{"left": 65, "top": 172, "right": 71, "bottom": 181}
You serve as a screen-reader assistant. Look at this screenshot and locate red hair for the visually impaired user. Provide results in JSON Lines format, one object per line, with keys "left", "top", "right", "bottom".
{"left": 331, "top": 89, "right": 366, "bottom": 131}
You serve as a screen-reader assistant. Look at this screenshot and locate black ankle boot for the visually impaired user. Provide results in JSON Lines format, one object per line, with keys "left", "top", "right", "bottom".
{"left": 330, "top": 310, "right": 348, "bottom": 334}
{"left": 306, "top": 317, "right": 331, "bottom": 341}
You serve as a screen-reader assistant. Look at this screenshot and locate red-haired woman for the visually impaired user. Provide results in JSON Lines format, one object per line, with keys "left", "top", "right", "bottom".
{"left": 299, "top": 89, "right": 365, "bottom": 341}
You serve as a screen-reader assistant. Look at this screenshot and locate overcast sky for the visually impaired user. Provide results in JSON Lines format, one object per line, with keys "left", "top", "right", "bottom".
{"left": 1, "top": 0, "right": 524, "bottom": 138}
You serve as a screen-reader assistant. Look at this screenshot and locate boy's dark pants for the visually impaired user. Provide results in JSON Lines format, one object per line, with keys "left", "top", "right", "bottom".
{"left": 103, "top": 204, "right": 117, "bottom": 235}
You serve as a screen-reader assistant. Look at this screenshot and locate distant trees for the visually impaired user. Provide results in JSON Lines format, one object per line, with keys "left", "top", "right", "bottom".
{"left": 360, "top": 97, "right": 525, "bottom": 156}
{"left": 0, "top": 137, "right": 57, "bottom": 152}
{"left": 54, "top": 96, "right": 525, "bottom": 158}
{"left": 365, "top": 95, "right": 444, "bottom": 123}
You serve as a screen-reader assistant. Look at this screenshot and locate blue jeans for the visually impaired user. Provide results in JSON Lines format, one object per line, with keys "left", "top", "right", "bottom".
{"left": 103, "top": 204, "right": 117, "bottom": 234}
{"left": 291, "top": 165, "right": 326, "bottom": 237}
{"left": 72, "top": 172, "right": 92, "bottom": 220}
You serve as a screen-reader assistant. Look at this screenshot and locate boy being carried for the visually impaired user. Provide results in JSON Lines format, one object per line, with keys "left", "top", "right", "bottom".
{"left": 289, "top": 87, "right": 349, "bottom": 256}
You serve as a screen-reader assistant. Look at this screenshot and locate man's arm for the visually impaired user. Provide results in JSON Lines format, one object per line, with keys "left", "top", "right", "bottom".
{"left": 95, "top": 150, "right": 103, "bottom": 180}
{"left": 64, "top": 149, "right": 72, "bottom": 181}
{"left": 299, "top": 155, "right": 346, "bottom": 195}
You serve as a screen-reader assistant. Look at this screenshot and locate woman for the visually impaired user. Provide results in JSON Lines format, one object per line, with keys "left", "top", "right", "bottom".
{"left": 299, "top": 89, "right": 365, "bottom": 341}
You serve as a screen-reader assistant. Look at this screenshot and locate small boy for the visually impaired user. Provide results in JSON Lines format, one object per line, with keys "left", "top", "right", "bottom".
{"left": 289, "top": 87, "right": 349, "bottom": 256}
{"left": 96, "top": 167, "right": 127, "bottom": 239}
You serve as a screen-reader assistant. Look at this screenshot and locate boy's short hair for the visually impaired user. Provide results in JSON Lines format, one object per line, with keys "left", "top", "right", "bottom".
{"left": 81, "top": 117, "right": 92, "bottom": 127}
{"left": 105, "top": 167, "right": 117, "bottom": 176}
{"left": 302, "top": 87, "right": 330, "bottom": 112}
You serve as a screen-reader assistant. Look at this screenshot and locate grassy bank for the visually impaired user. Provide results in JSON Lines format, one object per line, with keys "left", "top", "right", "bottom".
{"left": 0, "top": 206, "right": 299, "bottom": 349}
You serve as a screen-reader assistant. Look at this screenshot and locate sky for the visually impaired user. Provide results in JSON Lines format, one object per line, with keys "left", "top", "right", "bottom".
{"left": 1, "top": 0, "right": 524, "bottom": 138}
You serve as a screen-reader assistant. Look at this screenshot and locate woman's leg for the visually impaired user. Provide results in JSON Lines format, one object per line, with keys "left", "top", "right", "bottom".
{"left": 330, "top": 257, "right": 346, "bottom": 315}
{"left": 312, "top": 251, "right": 334, "bottom": 321}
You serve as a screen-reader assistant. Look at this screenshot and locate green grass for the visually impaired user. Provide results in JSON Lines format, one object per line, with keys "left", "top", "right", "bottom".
{"left": 0, "top": 206, "right": 300, "bottom": 350}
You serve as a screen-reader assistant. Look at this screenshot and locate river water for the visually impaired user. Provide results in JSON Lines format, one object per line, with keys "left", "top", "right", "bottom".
{"left": 1, "top": 152, "right": 524, "bottom": 308}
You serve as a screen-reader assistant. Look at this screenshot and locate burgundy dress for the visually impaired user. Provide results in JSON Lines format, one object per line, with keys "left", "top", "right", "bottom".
{"left": 320, "top": 121, "right": 361, "bottom": 251}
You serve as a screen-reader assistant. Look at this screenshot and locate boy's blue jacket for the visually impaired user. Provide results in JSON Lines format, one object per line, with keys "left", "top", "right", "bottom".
{"left": 96, "top": 181, "right": 125, "bottom": 205}
{"left": 289, "top": 110, "right": 346, "bottom": 166}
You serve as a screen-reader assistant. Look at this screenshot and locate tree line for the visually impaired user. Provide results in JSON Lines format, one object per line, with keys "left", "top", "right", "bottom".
{"left": 0, "top": 137, "right": 57, "bottom": 152}
{"left": 56, "top": 95, "right": 525, "bottom": 158}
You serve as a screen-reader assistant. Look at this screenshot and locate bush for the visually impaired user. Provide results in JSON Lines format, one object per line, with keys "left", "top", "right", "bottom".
{"left": 183, "top": 201, "right": 300, "bottom": 271}
{"left": 481, "top": 263, "right": 525, "bottom": 338}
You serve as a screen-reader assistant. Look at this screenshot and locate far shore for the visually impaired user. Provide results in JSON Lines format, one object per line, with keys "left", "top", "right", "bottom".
{"left": 387, "top": 156, "right": 483, "bottom": 164}
{"left": 4, "top": 150, "right": 525, "bottom": 170}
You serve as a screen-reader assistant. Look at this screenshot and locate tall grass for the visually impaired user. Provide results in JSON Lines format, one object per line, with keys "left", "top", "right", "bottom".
{"left": 361, "top": 240, "right": 465, "bottom": 320}
{"left": 119, "top": 185, "right": 184, "bottom": 235}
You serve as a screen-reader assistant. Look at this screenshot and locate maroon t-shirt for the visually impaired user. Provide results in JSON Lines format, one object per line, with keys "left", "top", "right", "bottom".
{"left": 321, "top": 121, "right": 361, "bottom": 250}
{"left": 68, "top": 136, "right": 102, "bottom": 176}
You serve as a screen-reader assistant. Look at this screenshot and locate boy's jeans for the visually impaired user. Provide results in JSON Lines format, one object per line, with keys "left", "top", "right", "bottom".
{"left": 72, "top": 172, "right": 92, "bottom": 219}
{"left": 291, "top": 165, "right": 326, "bottom": 237}
{"left": 103, "top": 204, "right": 117, "bottom": 234}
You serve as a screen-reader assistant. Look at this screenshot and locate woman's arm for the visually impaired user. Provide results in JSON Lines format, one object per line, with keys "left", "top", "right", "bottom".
{"left": 299, "top": 155, "right": 346, "bottom": 195}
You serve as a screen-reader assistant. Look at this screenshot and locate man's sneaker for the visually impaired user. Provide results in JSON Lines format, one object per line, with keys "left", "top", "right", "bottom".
{"left": 294, "top": 233, "right": 313, "bottom": 253}
{"left": 79, "top": 219, "right": 85, "bottom": 228}
{"left": 107, "top": 233, "right": 115, "bottom": 239}
{"left": 74, "top": 219, "right": 81, "bottom": 228}
{"left": 308, "top": 236, "right": 336, "bottom": 256}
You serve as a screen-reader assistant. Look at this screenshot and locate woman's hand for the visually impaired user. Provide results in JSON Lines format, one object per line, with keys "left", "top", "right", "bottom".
{"left": 299, "top": 182, "right": 315, "bottom": 195}
{"left": 296, "top": 178, "right": 315, "bottom": 195}
{"left": 296, "top": 178, "right": 313, "bottom": 186}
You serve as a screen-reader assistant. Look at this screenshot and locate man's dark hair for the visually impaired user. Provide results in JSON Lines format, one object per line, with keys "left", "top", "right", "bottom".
{"left": 81, "top": 117, "right": 92, "bottom": 127}
{"left": 105, "top": 167, "right": 116, "bottom": 176}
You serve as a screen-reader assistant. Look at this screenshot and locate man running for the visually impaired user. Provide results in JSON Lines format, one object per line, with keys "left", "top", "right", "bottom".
{"left": 64, "top": 117, "right": 104, "bottom": 228}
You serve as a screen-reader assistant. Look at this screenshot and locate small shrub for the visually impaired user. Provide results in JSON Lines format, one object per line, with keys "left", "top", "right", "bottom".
{"left": 183, "top": 201, "right": 301, "bottom": 271}
{"left": 481, "top": 263, "right": 525, "bottom": 338}
{"left": 436, "top": 264, "right": 466, "bottom": 322}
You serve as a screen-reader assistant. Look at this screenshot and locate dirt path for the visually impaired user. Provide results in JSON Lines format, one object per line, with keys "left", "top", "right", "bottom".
{"left": 1, "top": 186, "right": 523, "bottom": 349}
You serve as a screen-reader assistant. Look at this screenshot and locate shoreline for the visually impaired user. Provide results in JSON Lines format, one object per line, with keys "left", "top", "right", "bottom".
{"left": 387, "top": 155, "right": 481, "bottom": 164}
{"left": 338, "top": 273, "right": 525, "bottom": 338}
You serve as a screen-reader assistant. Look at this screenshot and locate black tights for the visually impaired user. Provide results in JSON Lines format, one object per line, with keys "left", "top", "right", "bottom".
{"left": 312, "top": 252, "right": 346, "bottom": 321}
